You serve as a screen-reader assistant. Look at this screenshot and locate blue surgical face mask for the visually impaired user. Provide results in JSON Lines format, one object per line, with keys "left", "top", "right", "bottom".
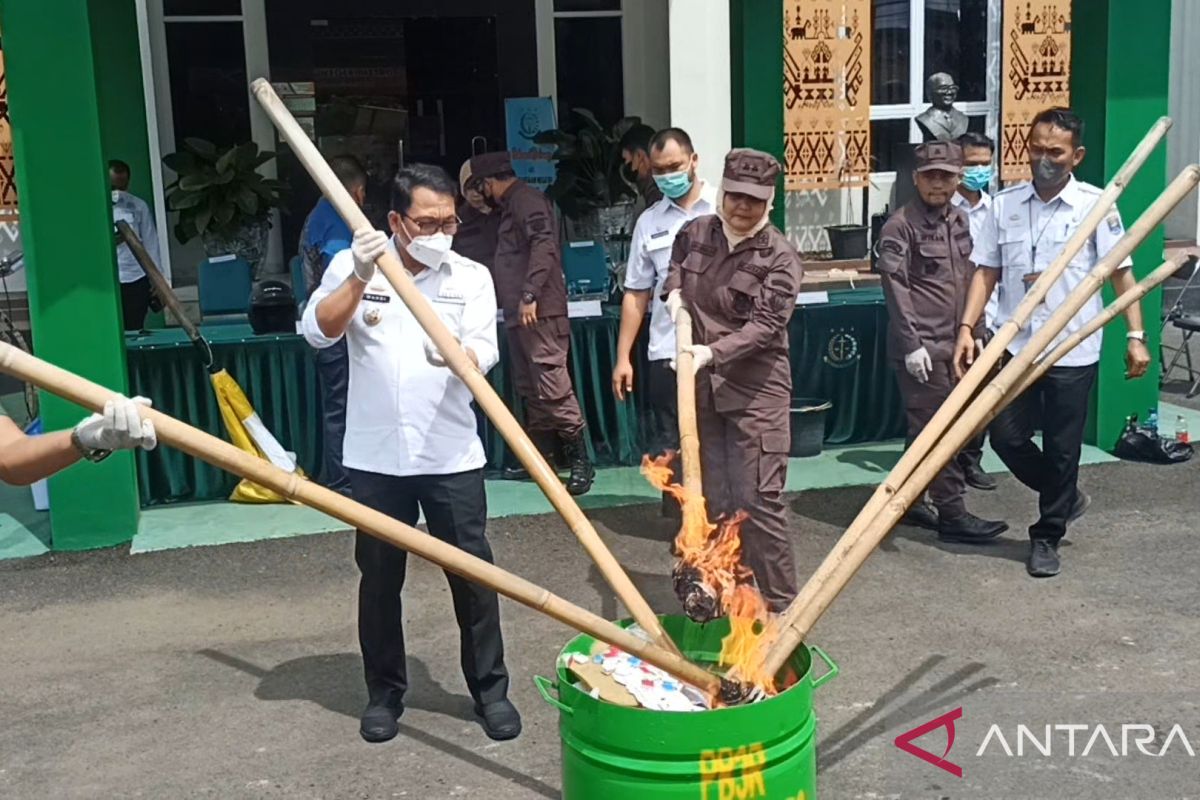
{"left": 961, "top": 164, "right": 994, "bottom": 192}
{"left": 654, "top": 170, "right": 693, "bottom": 200}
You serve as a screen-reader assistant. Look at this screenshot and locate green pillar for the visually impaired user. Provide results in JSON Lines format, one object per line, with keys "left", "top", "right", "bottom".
{"left": 1071, "top": 0, "right": 1172, "bottom": 448}
{"left": 1, "top": 0, "right": 143, "bottom": 549}
{"left": 730, "top": 0, "right": 785, "bottom": 230}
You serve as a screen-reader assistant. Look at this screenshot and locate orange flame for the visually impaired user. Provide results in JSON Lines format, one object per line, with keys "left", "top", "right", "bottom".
{"left": 640, "top": 453, "right": 778, "bottom": 697}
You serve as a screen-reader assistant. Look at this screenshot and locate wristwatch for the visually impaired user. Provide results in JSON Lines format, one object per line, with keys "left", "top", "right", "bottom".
{"left": 521, "top": 291, "right": 536, "bottom": 305}
{"left": 70, "top": 429, "right": 112, "bottom": 463}
{"left": 1126, "top": 330, "right": 1146, "bottom": 342}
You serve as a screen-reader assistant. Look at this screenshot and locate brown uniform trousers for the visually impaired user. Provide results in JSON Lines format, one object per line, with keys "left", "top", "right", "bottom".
{"left": 494, "top": 181, "right": 583, "bottom": 434}
{"left": 663, "top": 215, "right": 803, "bottom": 612}
{"left": 876, "top": 200, "right": 976, "bottom": 518}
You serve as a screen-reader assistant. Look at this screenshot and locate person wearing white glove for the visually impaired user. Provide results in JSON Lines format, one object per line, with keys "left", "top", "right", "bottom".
{"left": 351, "top": 227, "right": 390, "bottom": 284}
{"left": 904, "top": 346, "right": 932, "bottom": 383}
{"left": 876, "top": 140, "right": 1007, "bottom": 545}
{"left": 423, "top": 337, "right": 478, "bottom": 370}
{"left": 658, "top": 148, "right": 802, "bottom": 613}
{"left": 0, "top": 396, "right": 156, "bottom": 486}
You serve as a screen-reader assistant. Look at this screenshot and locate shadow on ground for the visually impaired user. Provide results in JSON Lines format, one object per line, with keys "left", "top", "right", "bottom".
{"left": 198, "top": 648, "right": 560, "bottom": 799}
{"left": 817, "top": 654, "right": 1001, "bottom": 771}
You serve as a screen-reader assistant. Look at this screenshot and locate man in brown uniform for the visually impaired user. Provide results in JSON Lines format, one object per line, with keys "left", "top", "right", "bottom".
{"left": 876, "top": 141, "right": 1007, "bottom": 543}
{"left": 453, "top": 159, "right": 500, "bottom": 269}
{"left": 468, "top": 151, "right": 594, "bottom": 495}
{"left": 662, "top": 149, "right": 801, "bottom": 612}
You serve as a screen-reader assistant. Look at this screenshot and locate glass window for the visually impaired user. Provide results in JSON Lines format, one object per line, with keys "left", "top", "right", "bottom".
{"left": 554, "top": 17, "right": 624, "bottom": 126}
{"left": 871, "top": 0, "right": 910, "bottom": 104}
{"left": 164, "top": 0, "right": 241, "bottom": 15}
{"left": 165, "top": 22, "right": 251, "bottom": 150}
{"left": 923, "top": 0, "right": 988, "bottom": 102}
{"left": 870, "top": 119, "right": 911, "bottom": 172}
{"left": 554, "top": 0, "right": 621, "bottom": 11}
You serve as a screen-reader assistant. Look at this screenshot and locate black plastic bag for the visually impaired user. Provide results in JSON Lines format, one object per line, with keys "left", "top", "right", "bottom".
{"left": 1114, "top": 416, "right": 1193, "bottom": 464}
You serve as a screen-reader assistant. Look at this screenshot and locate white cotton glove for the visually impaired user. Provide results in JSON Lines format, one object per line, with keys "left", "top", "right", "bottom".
{"left": 665, "top": 289, "right": 685, "bottom": 323}
{"left": 351, "top": 228, "right": 389, "bottom": 283}
{"left": 423, "top": 337, "right": 453, "bottom": 367}
{"left": 904, "top": 346, "right": 932, "bottom": 384}
{"left": 683, "top": 344, "right": 713, "bottom": 374}
{"left": 74, "top": 396, "right": 157, "bottom": 452}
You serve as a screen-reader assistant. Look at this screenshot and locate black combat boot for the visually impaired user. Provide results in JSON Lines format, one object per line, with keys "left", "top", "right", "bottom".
{"left": 558, "top": 430, "right": 595, "bottom": 496}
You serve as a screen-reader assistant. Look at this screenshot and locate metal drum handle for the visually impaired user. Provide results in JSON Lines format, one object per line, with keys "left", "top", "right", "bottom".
{"left": 534, "top": 674, "right": 574, "bottom": 716}
{"left": 809, "top": 645, "right": 839, "bottom": 690}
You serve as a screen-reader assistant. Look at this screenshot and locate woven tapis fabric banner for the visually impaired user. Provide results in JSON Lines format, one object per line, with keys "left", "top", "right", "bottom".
{"left": 0, "top": 39, "right": 15, "bottom": 215}
{"left": 783, "top": 0, "right": 871, "bottom": 192}
{"left": 1001, "top": 1, "right": 1072, "bottom": 182}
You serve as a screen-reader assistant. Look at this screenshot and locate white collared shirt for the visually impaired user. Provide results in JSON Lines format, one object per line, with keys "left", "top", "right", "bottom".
{"left": 624, "top": 181, "right": 718, "bottom": 361}
{"left": 112, "top": 191, "right": 163, "bottom": 284}
{"left": 971, "top": 175, "right": 1132, "bottom": 367}
{"left": 951, "top": 189, "right": 998, "bottom": 329}
{"left": 301, "top": 239, "right": 499, "bottom": 477}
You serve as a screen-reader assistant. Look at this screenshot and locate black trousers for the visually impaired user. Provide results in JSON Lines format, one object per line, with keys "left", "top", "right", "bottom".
{"left": 315, "top": 339, "right": 350, "bottom": 495}
{"left": 989, "top": 363, "right": 1097, "bottom": 542}
{"left": 120, "top": 277, "right": 151, "bottom": 332}
{"left": 959, "top": 428, "right": 987, "bottom": 471}
{"left": 349, "top": 468, "right": 510, "bottom": 706}
{"left": 645, "top": 359, "right": 680, "bottom": 455}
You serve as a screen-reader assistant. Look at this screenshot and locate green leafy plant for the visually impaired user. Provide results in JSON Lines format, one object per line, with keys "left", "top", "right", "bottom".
{"left": 532, "top": 110, "right": 640, "bottom": 219}
{"left": 163, "top": 138, "right": 287, "bottom": 244}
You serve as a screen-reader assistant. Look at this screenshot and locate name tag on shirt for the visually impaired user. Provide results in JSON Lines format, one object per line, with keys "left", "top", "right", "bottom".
{"left": 647, "top": 230, "right": 673, "bottom": 251}
{"left": 363, "top": 293, "right": 391, "bottom": 304}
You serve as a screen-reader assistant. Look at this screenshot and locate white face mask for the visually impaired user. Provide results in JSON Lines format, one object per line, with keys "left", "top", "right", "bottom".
{"left": 403, "top": 231, "right": 454, "bottom": 268}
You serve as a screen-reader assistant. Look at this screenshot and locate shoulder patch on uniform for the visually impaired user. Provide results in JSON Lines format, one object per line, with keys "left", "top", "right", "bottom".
{"left": 1106, "top": 211, "right": 1123, "bottom": 234}
{"left": 880, "top": 239, "right": 905, "bottom": 256}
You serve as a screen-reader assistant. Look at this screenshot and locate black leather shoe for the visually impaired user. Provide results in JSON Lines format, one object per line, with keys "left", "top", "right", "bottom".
{"left": 501, "top": 465, "right": 531, "bottom": 481}
{"left": 1067, "top": 490, "right": 1091, "bottom": 525}
{"left": 937, "top": 512, "right": 1008, "bottom": 543}
{"left": 359, "top": 697, "right": 404, "bottom": 743}
{"left": 963, "top": 462, "right": 998, "bottom": 491}
{"left": 559, "top": 431, "right": 595, "bottom": 496}
{"left": 475, "top": 698, "right": 522, "bottom": 741}
{"left": 1026, "top": 539, "right": 1061, "bottom": 577}
{"left": 901, "top": 499, "right": 940, "bottom": 531}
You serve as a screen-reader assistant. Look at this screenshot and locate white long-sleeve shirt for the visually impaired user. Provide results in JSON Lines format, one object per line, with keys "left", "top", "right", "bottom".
{"left": 301, "top": 238, "right": 499, "bottom": 477}
{"left": 111, "top": 191, "right": 161, "bottom": 284}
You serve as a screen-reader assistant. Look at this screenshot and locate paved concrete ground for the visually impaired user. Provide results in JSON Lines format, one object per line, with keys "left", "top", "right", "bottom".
{"left": 2, "top": 449, "right": 1199, "bottom": 799}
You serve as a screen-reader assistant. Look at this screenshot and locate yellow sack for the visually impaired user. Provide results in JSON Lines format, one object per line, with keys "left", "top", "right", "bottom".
{"left": 210, "top": 369, "right": 306, "bottom": 503}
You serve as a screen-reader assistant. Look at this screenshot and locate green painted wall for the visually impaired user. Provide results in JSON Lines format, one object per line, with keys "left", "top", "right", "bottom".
{"left": 729, "top": 0, "right": 785, "bottom": 230}
{"left": 0, "top": 0, "right": 141, "bottom": 550}
{"left": 1071, "top": 0, "right": 1172, "bottom": 448}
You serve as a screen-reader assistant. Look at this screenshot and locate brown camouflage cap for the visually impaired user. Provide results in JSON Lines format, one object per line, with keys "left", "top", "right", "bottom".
{"left": 914, "top": 141, "right": 964, "bottom": 172}
{"left": 721, "top": 148, "right": 781, "bottom": 200}
{"left": 468, "top": 151, "right": 514, "bottom": 181}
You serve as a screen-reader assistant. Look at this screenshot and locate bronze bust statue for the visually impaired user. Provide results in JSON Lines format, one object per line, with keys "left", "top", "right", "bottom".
{"left": 914, "top": 73, "right": 969, "bottom": 142}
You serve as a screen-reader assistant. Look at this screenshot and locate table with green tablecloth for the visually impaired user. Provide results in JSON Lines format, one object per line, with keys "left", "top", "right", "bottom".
{"left": 125, "top": 289, "right": 903, "bottom": 505}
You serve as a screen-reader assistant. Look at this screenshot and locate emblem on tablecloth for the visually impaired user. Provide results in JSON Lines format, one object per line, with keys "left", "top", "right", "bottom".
{"left": 823, "top": 326, "right": 860, "bottom": 368}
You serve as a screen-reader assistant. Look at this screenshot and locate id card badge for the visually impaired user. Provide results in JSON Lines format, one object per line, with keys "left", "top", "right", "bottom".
{"left": 646, "top": 230, "right": 672, "bottom": 252}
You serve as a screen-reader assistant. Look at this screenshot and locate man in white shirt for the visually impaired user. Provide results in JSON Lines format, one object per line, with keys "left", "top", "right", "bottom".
{"left": 612, "top": 128, "right": 715, "bottom": 514}
{"left": 950, "top": 131, "right": 999, "bottom": 493}
{"left": 301, "top": 164, "right": 519, "bottom": 744}
{"left": 110, "top": 160, "right": 161, "bottom": 331}
{"left": 956, "top": 108, "right": 1151, "bottom": 579}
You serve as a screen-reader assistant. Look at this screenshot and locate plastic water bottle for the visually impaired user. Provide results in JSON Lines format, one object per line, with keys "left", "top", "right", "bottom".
{"left": 1146, "top": 407, "right": 1159, "bottom": 435}
{"left": 1176, "top": 415, "right": 1190, "bottom": 444}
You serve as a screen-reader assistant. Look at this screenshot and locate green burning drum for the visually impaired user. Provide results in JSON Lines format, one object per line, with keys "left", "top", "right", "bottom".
{"left": 535, "top": 615, "right": 837, "bottom": 800}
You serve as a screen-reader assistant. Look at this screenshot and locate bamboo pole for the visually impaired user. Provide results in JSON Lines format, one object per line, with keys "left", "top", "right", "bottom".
{"left": 674, "top": 308, "right": 702, "bottom": 495}
{"left": 761, "top": 163, "right": 1200, "bottom": 678}
{"left": 0, "top": 340, "right": 720, "bottom": 692}
{"left": 249, "top": 78, "right": 679, "bottom": 656}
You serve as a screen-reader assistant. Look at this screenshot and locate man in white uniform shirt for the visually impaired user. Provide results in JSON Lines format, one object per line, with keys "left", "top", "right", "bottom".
{"left": 109, "top": 159, "right": 161, "bottom": 331}
{"left": 956, "top": 108, "right": 1151, "bottom": 579}
{"left": 302, "top": 164, "right": 520, "bottom": 744}
{"left": 950, "top": 131, "right": 999, "bottom": 493}
{"left": 612, "top": 128, "right": 715, "bottom": 514}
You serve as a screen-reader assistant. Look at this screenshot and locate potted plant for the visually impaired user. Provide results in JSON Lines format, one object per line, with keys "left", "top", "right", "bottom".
{"left": 533, "top": 109, "right": 640, "bottom": 240}
{"left": 163, "top": 138, "right": 287, "bottom": 273}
